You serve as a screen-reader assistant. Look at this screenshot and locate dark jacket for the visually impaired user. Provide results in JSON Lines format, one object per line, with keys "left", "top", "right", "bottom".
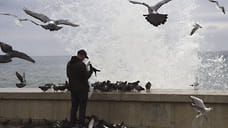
{"left": 67, "top": 56, "right": 93, "bottom": 93}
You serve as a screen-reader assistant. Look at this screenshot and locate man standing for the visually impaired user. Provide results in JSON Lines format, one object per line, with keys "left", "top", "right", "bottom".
{"left": 67, "top": 49, "right": 93, "bottom": 127}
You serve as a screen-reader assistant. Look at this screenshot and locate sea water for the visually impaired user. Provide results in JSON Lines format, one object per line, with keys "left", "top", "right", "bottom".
{"left": 0, "top": 52, "right": 227, "bottom": 89}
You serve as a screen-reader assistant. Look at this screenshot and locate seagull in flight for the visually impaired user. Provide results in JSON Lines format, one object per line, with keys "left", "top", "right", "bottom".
{"left": 0, "top": 41, "right": 35, "bottom": 63}
{"left": 16, "top": 72, "right": 26, "bottom": 88}
{"left": 208, "top": 0, "right": 226, "bottom": 14}
{"left": 23, "top": 8, "right": 79, "bottom": 31}
{"left": 190, "top": 23, "right": 202, "bottom": 36}
{"left": 190, "top": 96, "right": 213, "bottom": 120}
{"left": 129, "top": 0, "right": 172, "bottom": 26}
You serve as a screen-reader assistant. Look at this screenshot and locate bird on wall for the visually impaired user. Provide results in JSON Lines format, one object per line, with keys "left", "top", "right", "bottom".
{"left": 145, "top": 81, "right": 152, "bottom": 90}
{"left": 189, "top": 76, "right": 199, "bottom": 90}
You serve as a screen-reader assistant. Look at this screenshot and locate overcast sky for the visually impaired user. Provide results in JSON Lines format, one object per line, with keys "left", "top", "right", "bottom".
{"left": 0, "top": 0, "right": 227, "bottom": 56}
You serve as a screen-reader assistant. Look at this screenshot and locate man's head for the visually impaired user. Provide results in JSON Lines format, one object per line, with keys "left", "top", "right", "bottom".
{"left": 77, "top": 49, "right": 88, "bottom": 60}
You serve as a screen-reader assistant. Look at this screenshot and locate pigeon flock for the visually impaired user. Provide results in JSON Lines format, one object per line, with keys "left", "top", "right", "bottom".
{"left": 91, "top": 80, "right": 149, "bottom": 92}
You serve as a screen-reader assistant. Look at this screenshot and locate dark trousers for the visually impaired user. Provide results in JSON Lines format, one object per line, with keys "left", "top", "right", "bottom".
{"left": 70, "top": 92, "right": 88, "bottom": 125}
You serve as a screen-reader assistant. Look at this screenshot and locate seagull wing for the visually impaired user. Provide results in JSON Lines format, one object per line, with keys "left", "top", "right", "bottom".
{"left": 55, "top": 20, "right": 79, "bottom": 27}
{"left": 0, "top": 42, "right": 13, "bottom": 53}
{"left": 16, "top": 72, "right": 24, "bottom": 83}
{"left": 208, "top": 0, "right": 218, "bottom": 4}
{"left": 195, "top": 23, "right": 202, "bottom": 28}
{"left": 153, "top": 0, "right": 172, "bottom": 11}
{"left": 213, "top": 0, "right": 220, "bottom": 7}
{"left": 0, "top": 12, "right": 42, "bottom": 27}
{"left": 23, "top": 8, "right": 51, "bottom": 23}
{"left": 0, "top": 12, "right": 20, "bottom": 19}
{"left": 19, "top": 18, "right": 42, "bottom": 26}
{"left": 9, "top": 50, "right": 35, "bottom": 63}
{"left": 129, "top": 0, "right": 151, "bottom": 8}
{"left": 190, "top": 96, "right": 206, "bottom": 109}
{"left": 192, "top": 103, "right": 205, "bottom": 113}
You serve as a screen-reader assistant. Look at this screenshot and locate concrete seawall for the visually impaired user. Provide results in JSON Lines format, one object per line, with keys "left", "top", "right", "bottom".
{"left": 0, "top": 88, "right": 228, "bottom": 128}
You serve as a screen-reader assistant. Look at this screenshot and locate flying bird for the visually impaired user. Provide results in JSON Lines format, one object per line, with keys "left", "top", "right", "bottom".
{"left": 23, "top": 8, "right": 79, "bottom": 31}
{"left": 0, "top": 42, "right": 35, "bottom": 63}
{"left": 208, "top": 0, "right": 226, "bottom": 14}
{"left": 190, "top": 96, "right": 213, "bottom": 120}
{"left": 190, "top": 76, "right": 199, "bottom": 90}
{"left": 129, "top": 0, "right": 172, "bottom": 26}
{"left": 16, "top": 72, "right": 26, "bottom": 88}
{"left": 190, "top": 23, "right": 202, "bottom": 36}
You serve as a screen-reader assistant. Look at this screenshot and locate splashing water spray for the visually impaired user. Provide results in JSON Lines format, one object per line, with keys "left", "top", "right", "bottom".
{"left": 21, "top": 0, "right": 204, "bottom": 89}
